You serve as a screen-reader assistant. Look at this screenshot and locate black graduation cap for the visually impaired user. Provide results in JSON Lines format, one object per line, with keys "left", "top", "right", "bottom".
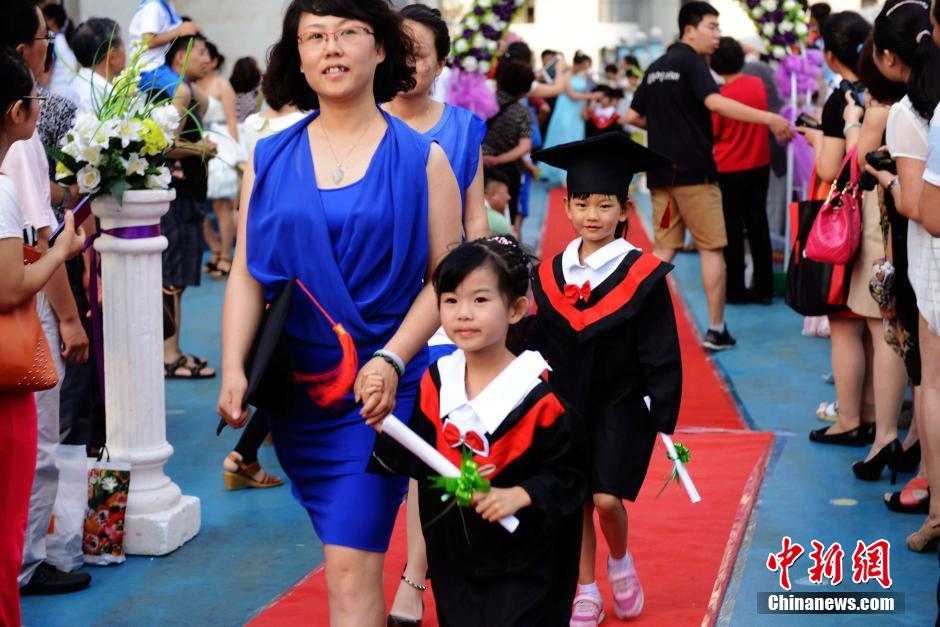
{"left": 533, "top": 131, "right": 672, "bottom": 196}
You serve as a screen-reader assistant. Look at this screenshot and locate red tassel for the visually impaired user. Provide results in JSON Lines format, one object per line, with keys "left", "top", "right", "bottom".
{"left": 660, "top": 200, "right": 672, "bottom": 230}
{"left": 290, "top": 279, "right": 359, "bottom": 408}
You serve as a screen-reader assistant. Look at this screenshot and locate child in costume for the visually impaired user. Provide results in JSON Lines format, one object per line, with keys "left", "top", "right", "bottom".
{"left": 513, "top": 131, "right": 683, "bottom": 625}
{"left": 583, "top": 86, "right": 624, "bottom": 138}
{"left": 370, "top": 236, "right": 587, "bottom": 627}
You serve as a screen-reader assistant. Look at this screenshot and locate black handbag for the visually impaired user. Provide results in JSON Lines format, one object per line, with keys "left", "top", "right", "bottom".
{"left": 785, "top": 200, "right": 851, "bottom": 316}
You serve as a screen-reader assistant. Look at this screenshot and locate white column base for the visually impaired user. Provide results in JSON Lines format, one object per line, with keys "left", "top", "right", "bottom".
{"left": 124, "top": 495, "right": 201, "bottom": 556}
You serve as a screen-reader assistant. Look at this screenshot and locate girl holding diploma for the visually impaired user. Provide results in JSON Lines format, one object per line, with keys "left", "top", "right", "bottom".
{"left": 369, "top": 236, "right": 587, "bottom": 627}
{"left": 512, "top": 131, "right": 683, "bottom": 625}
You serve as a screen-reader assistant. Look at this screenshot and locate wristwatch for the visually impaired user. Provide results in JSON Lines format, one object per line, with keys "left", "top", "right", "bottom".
{"left": 887, "top": 177, "right": 900, "bottom": 192}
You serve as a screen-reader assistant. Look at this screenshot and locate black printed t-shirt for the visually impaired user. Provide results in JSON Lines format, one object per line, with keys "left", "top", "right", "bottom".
{"left": 630, "top": 43, "right": 720, "bottom": 188}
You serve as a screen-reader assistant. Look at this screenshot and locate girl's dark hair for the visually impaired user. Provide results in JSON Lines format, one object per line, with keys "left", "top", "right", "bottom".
{"left": 573, "top": 50, "right": 592, "bottom": 66}
{"left": 0, "top": 0, "right": 40, "bottom": 49}
{"left": 496, "top": 60, "right": 535, "bottom": 97}
{"left": 503, "top": 41, "right": 533, "bottom": 67}
{"left": 266, "top": 0, "right": 416, "bottom": 111}
{"left": 42, "top": 4, "right": 75, "bottom": 42}
{"left": 230, "top": 56, "right": 262, "bottom": 93}
{"left": 569, "top": 192, "right": 631, "bottom": 238}
{"left": 0, "top": 46, "right": 35, "bottom": 119}
{"left": 822, "top": 11, "right": 871, "bottom": 70}
{"left": 205, "top": 40, "right": 225, "bottom": 68}
{"left": 856, "top": 36, "right": 906, "bottom": 105}
{"left": 710, "top": 36, "right": 745, "bottom": 75}
{"left": 400, "top": 4, "right": 449, "bottom": 63}
{"left": 810, "top": 2, "right": 832, "bottom": 26}
{"left": 873, "top": 0, "right": 940, "bottom": 120}
{"left": 432, "top": 235, "right": 532, "bottom": 304}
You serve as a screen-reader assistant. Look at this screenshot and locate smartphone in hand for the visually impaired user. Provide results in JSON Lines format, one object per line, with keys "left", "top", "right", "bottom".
{"left": 865, "top": 150, "right": 897, "bottom": 174}
{"left": 796, "top": 112, "right": 821, "bottom": 131}
{"left": 48, "top": 196, "right": 91, "bottom": 246}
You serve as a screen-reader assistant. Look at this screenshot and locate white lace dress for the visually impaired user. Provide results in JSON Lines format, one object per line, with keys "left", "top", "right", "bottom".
{"left": 204, "top": 96, "right": 246, "bottom": 200}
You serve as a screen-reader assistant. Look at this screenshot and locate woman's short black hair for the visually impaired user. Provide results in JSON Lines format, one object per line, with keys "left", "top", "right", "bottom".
{"left": 230, "top": 56, "right": 262, "bottom": 93}
{"left": 433, "top": 235, "right": 532, "bottom": 304}
{"left": 856, "top": 36, "right": 906, "bottom": 105}
{"left": 0, "top": 46, "right": 35, "bottom": 118}
{"left": 71, "top": 18, "right": 121, "bottom": 69}
{"left": 0, "top": 0, "right": 40, "bottom": 49}
{"left": 266, "top": 0, "right": 416, "bottom": 111}
{"left": 569, "top": 192, "right": 631, "bottom": 238}
{"left": 503, "top": 41, "right": 533, "bottom": 67}
{"left": 205, "top": 40, "right": 225, "bottom": 68}
{"left": 400, "top": 4, "right": 449, "bottom": 63}
{"left": 822, "top": 11, "right": 871, "bottom": 70}
{"left": 496, "top": 60, "right": 535, "bottom": 97}
{"left": 710, "top": 36, "right": 745, "bottom": 75}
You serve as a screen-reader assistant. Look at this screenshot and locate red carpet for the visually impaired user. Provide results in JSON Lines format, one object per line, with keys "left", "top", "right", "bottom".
{"left": 250, "top": 188, "right": 773, "bottom": 627}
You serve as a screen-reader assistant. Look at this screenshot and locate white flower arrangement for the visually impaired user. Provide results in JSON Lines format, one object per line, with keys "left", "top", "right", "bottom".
{"left": 450, "top": 0, "right": 526, "bottom": 76}
{"left": 50, "top": 42, "right": 182, "bottom": 199}
{"left": 739, "top": 0, "right": 811, "bottom": 59}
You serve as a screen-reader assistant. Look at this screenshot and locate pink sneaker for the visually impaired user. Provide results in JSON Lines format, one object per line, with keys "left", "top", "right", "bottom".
{"left": 569, "top": 593, "right": 605, "bottom": 626}
{"left": 608, "top": 553, "right": 644, "bottom": 618}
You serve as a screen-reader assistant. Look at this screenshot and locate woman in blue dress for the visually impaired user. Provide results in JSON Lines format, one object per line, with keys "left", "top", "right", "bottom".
{"left": 540, "top": 51, "right": 598, "bottom": 186}
{"left": 381, "top": 6, "right": 487, "bottom": 623}
{"left": 217, "top": 1, "right": 461, "bottom": 624}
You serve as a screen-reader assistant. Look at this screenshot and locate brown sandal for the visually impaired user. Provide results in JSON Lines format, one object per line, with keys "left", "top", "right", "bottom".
{"left": 222, "top": 452, "right": 284, "bottom": 490}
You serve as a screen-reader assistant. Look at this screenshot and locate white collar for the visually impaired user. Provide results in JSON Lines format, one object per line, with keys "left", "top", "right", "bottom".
{"left": 562, "top": 237, "right": 635, "bottom": 273}
{"left": 78, "top": 67, "right": 110, "bottom": 87}
{"left": 438, "top": 349, "right": 550, "bottom": 434}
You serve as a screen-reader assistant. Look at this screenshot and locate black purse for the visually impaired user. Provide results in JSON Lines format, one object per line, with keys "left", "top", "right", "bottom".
{"left": 216, "top": 279, "right": 296, "bottom": 434}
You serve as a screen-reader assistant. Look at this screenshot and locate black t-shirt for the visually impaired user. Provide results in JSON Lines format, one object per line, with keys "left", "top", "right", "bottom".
{"left": 821, "top": 80, "right": 864, "bottom": 139}
{"left": 631, "top": 42, "right": 720, "bottom": 187}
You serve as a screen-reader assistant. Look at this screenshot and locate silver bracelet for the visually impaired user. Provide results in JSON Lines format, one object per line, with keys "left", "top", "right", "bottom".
{"left": 373, "top": 349, "right": 405, "bottom": 378}
{"left": 887, "top": 177, "right": 900, "bottom": 192}
{"left": 843, "top": 121, "right": 862, "bottom": 134}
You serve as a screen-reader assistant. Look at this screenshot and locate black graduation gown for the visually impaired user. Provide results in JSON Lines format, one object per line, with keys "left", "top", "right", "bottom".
{"left": 510, "top": 247, "right": 683, "bottom": 501}
{"left": 371, "top": 364, "right": 588, "bottom": 627}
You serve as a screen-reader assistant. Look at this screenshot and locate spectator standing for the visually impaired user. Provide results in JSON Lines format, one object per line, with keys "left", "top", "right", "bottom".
{"left": 0, "top": 48, "right": 85, "bottom": 626}
{"left": 1, "top": 0, "right": 91, "bottom": 597}
{"left": 626, "top": 1, "right": 793, "bottom": 351}
{"left": 41, "top": 2, "right": 78, "bottom": 103}
{"left": 710, "top": 37, "right": 773, "bottom": 304}
{"left": 69, "top": 18, "right": 125, "bottom": 115}
{"left": 129, "top": 0, "right": 199, "bottom": 70}
{"left": 230, "top": 56, "right": 262, "bottom": 123}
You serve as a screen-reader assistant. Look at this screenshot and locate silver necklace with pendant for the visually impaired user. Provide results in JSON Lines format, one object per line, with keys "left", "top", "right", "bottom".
{"left": 320, "top": 110, "right": 378, "bottom": 185}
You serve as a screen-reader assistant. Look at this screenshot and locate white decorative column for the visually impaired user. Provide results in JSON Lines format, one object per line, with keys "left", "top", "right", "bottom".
{"left": 92, "top": 189, "right": 200, "bottom": 556}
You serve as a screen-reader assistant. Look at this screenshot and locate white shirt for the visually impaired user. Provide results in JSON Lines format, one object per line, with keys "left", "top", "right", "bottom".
{"left": 0, "top": 175, "right": 26, "bottom": 240}
{"left": 561, "top": 237, "right": 637, "bottom": 289}
{"left": 925, "top": 103, "right": 940, "bottom": 188}
{"left": 48, "top": 32, "right": 79, "bottom": 103}
{"left": 437, "top": 349, "right": 549, "bottom": 438}
{"left": 0, "top": 131, "right": 55, "bottom": 231}
{"left": 74, "top": 67, "right": 112, "bottom": 115}
{"left": 129, "top": 1, "right": 180, "bottom": 70}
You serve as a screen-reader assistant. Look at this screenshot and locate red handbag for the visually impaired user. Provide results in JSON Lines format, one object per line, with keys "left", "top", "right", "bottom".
{"left": 805, "top": 147, "right": 862, "bottom": 264}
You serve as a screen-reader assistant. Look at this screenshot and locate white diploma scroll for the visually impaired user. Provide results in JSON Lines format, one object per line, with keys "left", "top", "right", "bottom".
{"left": 660, "top": 433, "right": 702, "bottom": 504}
{"left": 382, "top": 415, "right": 520, "bottom": 533}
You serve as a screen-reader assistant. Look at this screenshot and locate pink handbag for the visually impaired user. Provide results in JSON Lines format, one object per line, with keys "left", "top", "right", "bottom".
{"left": 805, "top": 147, "right": 862, "bottom": 264}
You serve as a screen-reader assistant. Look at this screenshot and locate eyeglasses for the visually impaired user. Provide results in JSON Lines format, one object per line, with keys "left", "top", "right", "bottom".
{"left": 33, "top": 32, "right": 55, "bottom": 44}
{"left": 297, "top": 27, "right": 374, "bottom": 48}
{"left": 6, "top": 95, "right": 46, "bottom": 114}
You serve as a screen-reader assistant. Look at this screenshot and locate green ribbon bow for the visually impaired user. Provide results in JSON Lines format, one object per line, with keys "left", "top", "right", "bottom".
{"left": 656, "top": 442, "right": 691, "bottom": 499}
{"left": 429, "top": 449, "right": 491, "bottom": 507}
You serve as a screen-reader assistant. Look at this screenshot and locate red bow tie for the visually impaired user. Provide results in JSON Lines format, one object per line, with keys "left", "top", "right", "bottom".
{"left": 442, "top": 421, "right": 489, "bottom": 456}
{"left": 564, "top": 281, "right": 592, "bottom": 304}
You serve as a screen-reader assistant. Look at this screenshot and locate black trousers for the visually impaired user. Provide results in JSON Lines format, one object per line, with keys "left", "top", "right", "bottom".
{"left": 717, "top": 166, "right": 773, "bottom": 300}
{"left": 234, "top": 411, "right": 270, "bottom": 465}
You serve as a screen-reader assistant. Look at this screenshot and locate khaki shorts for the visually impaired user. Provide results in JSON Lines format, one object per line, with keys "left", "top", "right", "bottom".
{"left": 651, "top": 184, "right": 727, "bottom": 251}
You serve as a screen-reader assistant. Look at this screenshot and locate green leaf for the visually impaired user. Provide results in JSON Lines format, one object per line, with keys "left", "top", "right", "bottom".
{"left": 109, "top": 177, "right": 126, "bottom": 201}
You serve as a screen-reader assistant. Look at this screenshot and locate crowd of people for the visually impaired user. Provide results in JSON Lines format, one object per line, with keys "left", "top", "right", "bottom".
{"left": 0, "top": 0, "right": 939, "bottom": 625}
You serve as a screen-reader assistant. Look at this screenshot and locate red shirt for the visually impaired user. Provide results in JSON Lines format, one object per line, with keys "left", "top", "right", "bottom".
{"left": 712, "top": 75, "right": 770, "bottom": 173}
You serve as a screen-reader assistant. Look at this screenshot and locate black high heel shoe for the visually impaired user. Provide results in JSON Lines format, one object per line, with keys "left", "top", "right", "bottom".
{"left": 894, "top": 441, "right": 921, "bottom": 474}
{"left": 809, "top": 422, "right": 876, "bottom": 447}
{"left": 852, "top": 439, "right": 902, "bottom": 484}
{"left": 387, "top": 572, "right": 426, "bottom": 626}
